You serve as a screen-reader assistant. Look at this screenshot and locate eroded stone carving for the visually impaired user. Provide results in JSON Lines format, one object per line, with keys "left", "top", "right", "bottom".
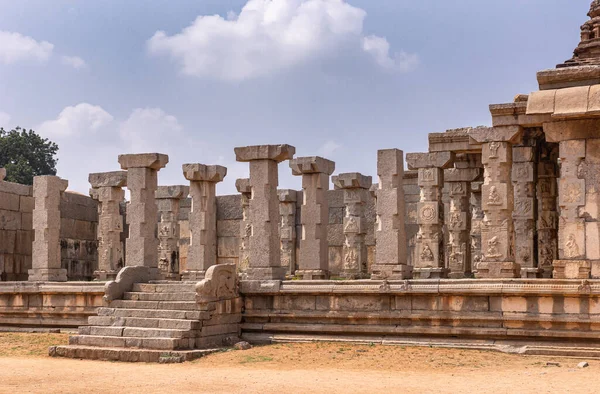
{"left": 195, "top": 263, "right": 238, "bottom": 303}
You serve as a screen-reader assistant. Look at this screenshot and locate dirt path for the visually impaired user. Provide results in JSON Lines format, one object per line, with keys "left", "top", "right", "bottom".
{"left": 0, "top": 334, "right": 596, "bottom": 394}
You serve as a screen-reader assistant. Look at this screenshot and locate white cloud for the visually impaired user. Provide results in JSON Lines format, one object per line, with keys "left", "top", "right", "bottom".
{"left": 61, "top": 55, "right": 87, "bottom": 69}
{"left": 318, "top": 140, "right": 342, "bottom": 157}
{"left": 38, "top": 103, "right": 114, "bottom": 137}
{"left": 362, "top": 35, "right": 419, "bottom": 72}
{"left": 147, "top": 0, "right": 417, "bottom": 81}
{"left": 119, "top": 108, "right": 183, "bottom": 152}
{"left": 0, "top": 112, "right": 11, "bottom": 128}
{"left": 0, "top": 31, "right": 54, "bottom": 64}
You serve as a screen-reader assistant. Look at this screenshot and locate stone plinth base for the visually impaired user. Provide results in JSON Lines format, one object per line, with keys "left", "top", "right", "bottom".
{"left": 553, "top": 260, "right": 591, "bottom": 279}
{"left": 413, "top": 267, "right": 447, "bottom": 279}
{"left": 243, "top": 267, "right": 287, "bottom": 281}
{"left": 338, "top": 272, "right": 370, "bottom": 280}
{"left": 295, "top": 270, "right": 329, "bottom": 280}
{"left": 474, "top": 262, "right": 519, "bottom": 278}
{"left": 28, "top": 268, "right": 67, "bottom": 282}
{"left": 93, "top": 270, "right": 118, "bottom": 281}
{"left": 181, "top": 270, "right": 206, "bottom": 281}
{"left": 520, "top": 267, "right": 544, "bottom": 279}
{"left": 370, "top": 264, "right": 413, "bottom": 280}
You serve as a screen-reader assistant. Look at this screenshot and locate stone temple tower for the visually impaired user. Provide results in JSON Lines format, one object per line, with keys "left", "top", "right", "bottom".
{"left": 559, "top": 1, "right": 600, "bottom": 67}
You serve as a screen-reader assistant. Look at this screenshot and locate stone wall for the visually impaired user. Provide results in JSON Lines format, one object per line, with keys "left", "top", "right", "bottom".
{"left": 0, "top": 282, "right": 104, "bottom": 328}
{"left": 241, "top": 279, "right": 600, "bottom": 344}
{"left": 60, "top": 192, "right": 98, "bottom": 281}
{"left": 0, "top": 181, "right": 33, "bottom": 281}
{"left": 178, "top": 172, "right": 421, "bottom": 277}
{"left": 0, "top": 179, "right": 98, "bottom": 282}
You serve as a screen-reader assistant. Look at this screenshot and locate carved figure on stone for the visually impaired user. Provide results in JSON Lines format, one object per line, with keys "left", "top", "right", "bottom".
{"left": 564, "top": 183, "right": 582, "bottom": 204}
{"left": 421, "top": 244, "right": 434, "bottom": 262}
{"left": 488, "top": 186, "right": 502, "bottom": 206}
{"left": 344, "top": 248, "right": 358, "bottom": 270}
{"left": 449, "top": 212, "right": 463, "bottom": 229}
{"left": 486, "top": 236, "right": 502, "bottom": 260}
{"left": 489, "top": 142, "right": 500, "bottom": 158}
{"left": 515, "top": 200, "right": 532, "bottom": 216}
{"left": 420, "top": 206, "right": 436, "bottom": 223}
{"left": 344, "top": 217, "right": 359, "bottom": 233}
{"left": 422, "top": 168, "right": 435, "bottom": 182}
{"left": 565, "top": 234, "right": 580, "bottom": 258}
{"left": 518, "top": 247, "right": 530, "bottom": 263}
{"left": 195, "top": 264, "right": 238, "bottom": 303}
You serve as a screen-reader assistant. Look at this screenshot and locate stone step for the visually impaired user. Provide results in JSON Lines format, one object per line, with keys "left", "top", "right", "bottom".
{"left": 88, "top": 315, "right": 201, "bottom": 330}
{"left": 131, "top": 283, "right": 197, "bottom": 293}
{"left": 49, "top": 345, "right": 220, "bottom": 363}
{"left": 97, "top": 307, "right": 206, "bottom": 320}
{"left": 123, "top": 292, "right": 196, "bottom": 302}
{"left": 69, "top": 334, "right": 195, "bottom": 350}
{"left": 109, "top": 300, "right": 199, "bottom": 311}
{"left": 80, "top": 325, "right": 193, "bottom": 339}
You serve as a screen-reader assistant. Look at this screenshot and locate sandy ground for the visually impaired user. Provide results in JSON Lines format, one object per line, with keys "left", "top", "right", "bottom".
{"left": 0, "top": 333, "right": 597, "bottom": 394}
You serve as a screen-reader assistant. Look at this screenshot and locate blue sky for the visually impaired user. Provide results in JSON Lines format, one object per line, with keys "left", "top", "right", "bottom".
{"left": 0, "top": 0, "right": 588, "bottom": 194}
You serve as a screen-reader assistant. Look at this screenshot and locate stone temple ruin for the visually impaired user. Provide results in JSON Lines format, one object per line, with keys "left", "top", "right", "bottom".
{"left": 3, "top": 3, "right": 600, "bottom": 362}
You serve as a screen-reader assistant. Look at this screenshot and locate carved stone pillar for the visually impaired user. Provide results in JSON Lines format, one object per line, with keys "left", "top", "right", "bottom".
{"left": 554, "top": 140, "right": 589, "bottom": 278}
{"left": 371, "top": 149, "right": 412, "bottom": 279}
{"left": 332, "top": 173, "right": 372, "bottom": 279}
{"left": 235, "top": 178, "right": 251, "bottom": 274}
{"left": 156, "top": 185, "right": 189, "bottom": 280}
{"left": 537, "top": 143, "right": 559, "bottom": 278}
{"left": 470, "top": 181, "right": 484, "bottom": 269}
{"left": 118, "top": 153, "right": 168, "bottom": 277}
{"left": 181, "top": 164, "right": 226, "bottom": 280}
{"left": 512, "top": 140, "right": 539, "bottom": 278}
{"left": 235, "top": 145, "right": 296, "bottom": 280}
{"left": 407, "top": 152, "right": 454, "bottom": 279}
{"left": 28, "top": 176, "right": 68, "bottom": 282}
{"left": 469, "top": 126, "right": 522, "bottom": 278}
{"left": 289, "top": 156, "right": 335, "bottom": 280}
{"left": 278, "top": 190, "right": 297, "bottom": 276}
{"left": 89, "top": 171, "right": 127, "bottom": 280}
{"left": 444, "top": 166, "right": 481, "bottom": 278}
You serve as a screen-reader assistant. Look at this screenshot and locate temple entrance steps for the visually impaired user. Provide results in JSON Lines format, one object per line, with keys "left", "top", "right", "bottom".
{"left": 50, "top": 282, "right": 223, "bottom": 363}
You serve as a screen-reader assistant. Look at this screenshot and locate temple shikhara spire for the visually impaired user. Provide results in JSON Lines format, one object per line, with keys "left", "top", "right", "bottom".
{"left": 559, "top": 1, "right": 600, "bottom": 67}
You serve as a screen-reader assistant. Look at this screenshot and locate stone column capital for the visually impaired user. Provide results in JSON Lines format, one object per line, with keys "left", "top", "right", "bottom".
{"left": 235, "top": 178, "right": 251, "bottom": 194}
{"left": 118, "top": 153, "right": 169, "bottom": 170}
{"left": 182, "top": 164, "right": 227, "bottom": 183}
{"left": 278, "top": 189, "right": 297, "bottom": 202}
{"left": 235, "top": 144, "right": 296, "bottom": 163}
{"left": 468, "top": 125, "right": 522, "bottom": 144}
{"left": 88, "top": 171, "right": 128, "bottom": 188}
{"left": 406, "top": 151, "right": 455, "bottom": 170}
{"left": 155, "top": 185, "right": 190, "bottom": 200}
{"left": 332, "top": 172, "right": 372, "bottom": 189}
{"left": 289, "top": 156, "right": 335, "bottom": 175}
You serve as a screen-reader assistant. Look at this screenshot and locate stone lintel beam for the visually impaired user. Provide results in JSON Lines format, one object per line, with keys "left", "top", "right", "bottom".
{"left": 428, "top": 128, "right": 483, "bottom": 153}
{"left": 234, "top": 144, "right": 296, "bottom": 163}
{"left": 88, "top": 171, "right": 128, "bottom": 188}
{"left": 406, "top": 151, "right": 454, "bottom": 170}
{"left": 0, "top": 168, "right": 6, "bottom": 182}
{"left": 278, "top": 189, "right": 297, "bottom": 202}
{"left": 543, "top": 118, "right": 600, "bottom": 142}
{"left": 182, "top": 164, "right": 227, "bottom": 183}
{"left": 332, "top": 173, "right": 372, "bottom": 190}
{"left": 118, "top": 153, "right": 169, "bottom": 170}
{"left": 235, "top": 178, "right": 251, "bottom": 194}
{"left": 468, "top": 125, "right": 522, "bottom": 144}
{"left": 155, "top": 185, "right": 190, "bottom": 200}
{"left": 289, "top": 156, "right": 335, "bottom": 175}
{"left": 443, "top": 167, "right": 482, "bottom": 183}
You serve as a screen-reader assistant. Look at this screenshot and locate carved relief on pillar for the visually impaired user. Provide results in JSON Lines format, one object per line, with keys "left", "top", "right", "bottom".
{"left": 537, "top": 142, "right": 559, "bottom": 278}
{"left": 156, "top": 185, "right": 189, "bottom": 280}
{"left": 407, "top": 151, "right": 454, "bottom": 279}
{"left": 278, "top": 189, "right": 297, "bottom": 276}
{"left": 470, "top": 181, "right": 484, "bottom": 268}
{"left": 469, "top": 126, "right": 521, "bottom": 279}
{"left": 332, "top": 173, "right": 372, "bottom": 279}
{"left": 236, "top": 178, "right": 252, "bottom": 274}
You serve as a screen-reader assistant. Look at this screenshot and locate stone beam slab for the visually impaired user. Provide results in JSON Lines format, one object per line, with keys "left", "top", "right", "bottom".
{"left": 118, "top": 153, "right": 169, "bottom": 170}
{"left": 406, "top": 152, "right": 454, "bottom": 170}
{"left": 234, "top": 144, "right": 295, "bottom": 163}
{"left": 88, "top": 171, "right": 128, "bottom": 188}
{"left": 289, "top": 156, "right": 335, "bottom": 175}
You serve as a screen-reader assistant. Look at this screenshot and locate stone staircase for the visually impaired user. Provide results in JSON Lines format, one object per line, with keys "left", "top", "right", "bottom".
{"left": 50, "top": 266, "right": 242, "bottom": 363}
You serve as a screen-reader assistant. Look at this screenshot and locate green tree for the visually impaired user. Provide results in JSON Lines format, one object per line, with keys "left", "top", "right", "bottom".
{"left": 0, "top": 127, "right": 59, "bottom": 185}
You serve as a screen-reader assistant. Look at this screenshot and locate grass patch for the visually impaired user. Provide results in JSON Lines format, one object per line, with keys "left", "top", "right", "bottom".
{"left": 0, "top": 332, "right": 69, "bottom": 357}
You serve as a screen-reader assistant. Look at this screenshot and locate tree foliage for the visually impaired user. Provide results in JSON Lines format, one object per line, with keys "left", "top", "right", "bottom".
{"left": 0, "top": 127, "right": 59, "bottom": 185}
